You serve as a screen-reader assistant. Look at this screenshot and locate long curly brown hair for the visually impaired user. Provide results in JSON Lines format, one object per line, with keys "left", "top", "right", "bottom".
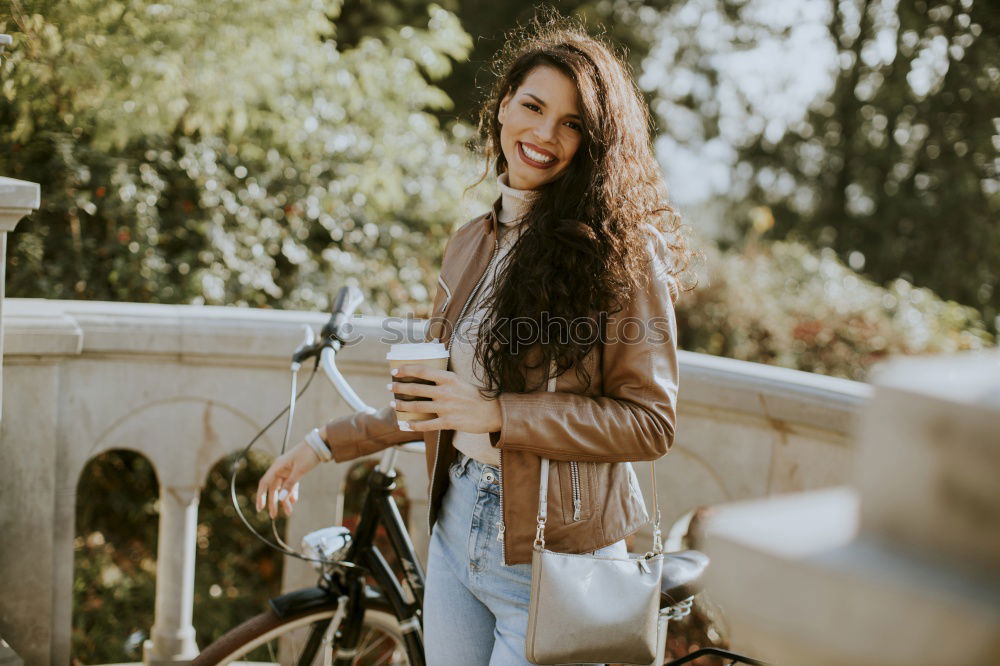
{"left": 469, "top": 13, "right": 695, "bottom": 397}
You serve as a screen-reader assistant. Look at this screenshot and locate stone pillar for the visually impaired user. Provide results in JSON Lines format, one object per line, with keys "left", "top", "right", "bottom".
{"left": 143, "top": 486, "right": 201, "bottom": 665}
{"left": 0, "top": 39, "right": 43, "bottom": 662}
{"left": 0, "top": 176, "right": 40, "bottom": 421}
{"left": 0, "top": 358, "right": 66, "bottom": 665}
{"left": 702, "top": 350, "right": 1000, "bottom": 666}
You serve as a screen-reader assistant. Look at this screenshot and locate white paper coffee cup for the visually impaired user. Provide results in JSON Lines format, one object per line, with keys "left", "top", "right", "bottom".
{"left": 387, "top": 340, "right": 449, "bottom": 431}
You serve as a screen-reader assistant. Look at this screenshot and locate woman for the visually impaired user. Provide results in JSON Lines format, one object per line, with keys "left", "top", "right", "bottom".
{"left": 256, "top": 15, "right": 691, "bottom": 666}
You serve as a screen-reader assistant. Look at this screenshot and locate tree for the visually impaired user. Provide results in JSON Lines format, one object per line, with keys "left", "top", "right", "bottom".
{"left": 745, "top": 0, "right": 999, "bottom": 330}
{"left": 639, "top": 0, "right": 999, "bottom": 332}
{"left": 434, "top": 0, "right": 680, "bottom": 127}
{"left": 1, "top": 0, "right": 487, "bottom": 315}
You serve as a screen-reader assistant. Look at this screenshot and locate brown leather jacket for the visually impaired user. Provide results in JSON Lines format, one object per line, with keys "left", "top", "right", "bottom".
{"left": 324, "top": 196, "right": 680, "bottom": 565}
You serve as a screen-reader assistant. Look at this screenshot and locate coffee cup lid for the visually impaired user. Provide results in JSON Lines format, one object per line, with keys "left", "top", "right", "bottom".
{"left": 386, "top": 340, "right": 449, "bottom": 361}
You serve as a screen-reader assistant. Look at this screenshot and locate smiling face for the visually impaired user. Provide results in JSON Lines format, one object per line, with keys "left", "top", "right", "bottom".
{"left": 497, "top": 65, "right": 585, "bottom": 190}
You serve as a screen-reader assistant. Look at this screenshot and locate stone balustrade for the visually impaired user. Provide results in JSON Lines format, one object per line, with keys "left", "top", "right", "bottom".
{"left": 0, "top": 298, "right": 870, "bottom": 664}
{"left": 0, "top": 177, "right": 40, "bottom": 417}
{"left": 703, "top": 350, "right": 1000, "bottom": 665}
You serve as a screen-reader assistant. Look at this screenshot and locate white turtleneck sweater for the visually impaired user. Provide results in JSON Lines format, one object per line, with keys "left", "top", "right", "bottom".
{"left": 452, "top": 173, "right": 539, "bottom": 466}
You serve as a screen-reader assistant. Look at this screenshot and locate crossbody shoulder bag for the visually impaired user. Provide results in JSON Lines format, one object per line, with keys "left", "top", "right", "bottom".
{"left": 524, "top": 363, "right": 665, "bottom": 665}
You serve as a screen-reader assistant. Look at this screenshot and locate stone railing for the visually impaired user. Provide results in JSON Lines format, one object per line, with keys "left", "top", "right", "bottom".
{"left": 0, "top": 176, "right": 40, "bottom": 416}
{"left": 703, "top": 349, "right": 1000, "bottom": 665}
{"left": 0, "top": 298, "right": 870, "bottom": 664}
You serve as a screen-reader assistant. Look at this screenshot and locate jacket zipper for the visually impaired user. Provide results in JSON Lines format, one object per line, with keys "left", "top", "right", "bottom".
{"left": 569, "top": 461, "right": 583, "bottom": 521}
{"left": 496, "top": 449, "right": 506, "bottom": 558}
{"left": 493, "top": 229, "right": 518, "bottom": 564}
{"left": 426, "top": 227, "right": 500, "bottom": 537}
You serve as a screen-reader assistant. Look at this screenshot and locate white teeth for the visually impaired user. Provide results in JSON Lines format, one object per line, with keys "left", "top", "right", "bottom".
{"left": 521, "top": 143, "right": 554, "bottom": 163}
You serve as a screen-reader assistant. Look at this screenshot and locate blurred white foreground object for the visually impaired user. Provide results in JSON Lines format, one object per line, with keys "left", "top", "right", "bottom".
{"left": 703, "top": 350, "right": 1000, "bottom": 666}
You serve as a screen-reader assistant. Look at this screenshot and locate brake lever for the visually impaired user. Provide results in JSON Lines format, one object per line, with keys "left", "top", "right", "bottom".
{"left": 300, "top": 323, "right": 316, "bottom": 348}
{"left": 291, "top": 324, "right": 318, "bottom": 371}
{"left": 323, "top": 285, "right": 364, "bottom": 344}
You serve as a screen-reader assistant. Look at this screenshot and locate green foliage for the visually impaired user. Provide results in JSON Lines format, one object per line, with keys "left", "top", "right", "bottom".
{"left": 741, "top": 0, "right": 1000, "bottom": 331}
{"left": 335, "top": 0, "right": 461, "bottom": 49}
{"left": 193, "top": 452, "right": 287, "bottom": 659}
{"left": 677, "top": 237, "right": 994, "bottom": 380}
{"left": 434, "top": 0, "right": 674, "bottom": 126}
{"left": 1, "top": 0, "right": 489, "bottom": 313}
{"left": 640, "top": 0, "right": 1000, "bottom": 332}
{"left": 73, "top": 451, "right": 159, "bottom": 663}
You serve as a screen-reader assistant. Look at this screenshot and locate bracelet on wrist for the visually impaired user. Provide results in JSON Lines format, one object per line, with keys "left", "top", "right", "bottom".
{"left": 305, "top": 427, "right": 333, "bottom": 462}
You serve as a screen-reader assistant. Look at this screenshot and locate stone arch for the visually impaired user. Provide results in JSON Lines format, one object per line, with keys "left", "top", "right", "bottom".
{"left": 86, "top": 396, "right": 279, "bottom": 490}
{"left": 657, "top": 445, "right": 733, "bottom": 527}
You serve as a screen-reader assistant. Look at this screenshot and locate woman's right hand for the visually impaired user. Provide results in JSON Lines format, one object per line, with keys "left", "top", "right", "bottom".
{"left": 255, "top": 440, "right": 323, "bottom": 519}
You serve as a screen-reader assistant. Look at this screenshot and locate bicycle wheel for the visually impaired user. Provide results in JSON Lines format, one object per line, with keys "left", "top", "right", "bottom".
{"left": 191, "top": 601, "right": 415, "bottom": 665}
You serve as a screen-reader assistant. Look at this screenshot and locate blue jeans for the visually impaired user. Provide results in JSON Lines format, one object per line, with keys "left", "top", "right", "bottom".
{"left": 423, "top": 452, "right": 626, "bottom": 665}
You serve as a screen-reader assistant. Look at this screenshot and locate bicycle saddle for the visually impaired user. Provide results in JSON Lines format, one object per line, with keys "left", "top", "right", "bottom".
{"left": 659, "top": 550, "right": 709, "bottom": 606}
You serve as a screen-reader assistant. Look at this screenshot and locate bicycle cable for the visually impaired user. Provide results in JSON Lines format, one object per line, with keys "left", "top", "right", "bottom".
{"left": 228, "top": 352, "right": 367, "bottom": 573}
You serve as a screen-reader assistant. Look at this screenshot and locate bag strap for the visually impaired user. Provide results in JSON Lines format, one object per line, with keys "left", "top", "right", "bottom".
{"left": 534, "top": 360, "right": 663, "bottom": 554}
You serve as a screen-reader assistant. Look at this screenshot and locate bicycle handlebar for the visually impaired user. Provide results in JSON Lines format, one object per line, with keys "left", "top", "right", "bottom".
{"left": 292, "top": 285, "right": 364, "bottom": 364}
{"left": 307, "top": 286, "right": 426, "bottom": 455}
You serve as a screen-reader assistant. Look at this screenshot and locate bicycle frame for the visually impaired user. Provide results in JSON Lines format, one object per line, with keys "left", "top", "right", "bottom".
{"left": 263, "top": 455, "right": 428, "bottom": 665}
{"left": 263, "top": 339, "right": 428, "bottom": 665}
{"left": 335, "top": 462, "right": 426, "bottom": 663}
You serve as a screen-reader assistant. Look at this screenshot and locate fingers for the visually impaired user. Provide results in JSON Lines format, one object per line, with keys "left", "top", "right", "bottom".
{"left": 388, "top": 381, "right": 437, "bottom": 402}
{"left": 391, "top": 365, "right": 453, "bottom": 385}
{"left": 269, "top": 478, "right": 282, "bottom": 519}
{"left": 277, "top": 487, "right": 290, "bottom": 516}
{"left": 256, "top": 469, "right": 274, "bottom": 512}
{"left": 390, "top": 399, "right": 434, "bottom": 415}
{"left": 254, "top": 455, "right": 304, "bottom": 519}
{"left": 280, "top": 482, "right": 300, "bottom": 517}
{"left": 279, "top": 462, "right": 308, "bottom": 516}
{"left": 410, "top": 417, "right": 445, "bottom": 432}
{"left": 388, "top": 378, "right": 437, "bottom": 414}
{"left": 257, "top": 439, "right": 325, "bottom": 518}
{"left": 261, "top": 464, "right": 288, "bottom": 519}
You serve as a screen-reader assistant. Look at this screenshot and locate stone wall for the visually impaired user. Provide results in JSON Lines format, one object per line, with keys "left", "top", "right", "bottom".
{"left": 703, "top": 350, "right": 1000, "bottom": 665}
{"left": 0, "top": 298, "right": 869, "bottom": 664}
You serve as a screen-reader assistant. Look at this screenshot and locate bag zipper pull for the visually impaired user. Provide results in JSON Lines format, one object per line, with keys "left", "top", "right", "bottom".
{"left": 637, "top": 558, "right": 651, "bottom": 574}
{"left": 496, "top": 520, "right": 505, "bottom": 542}
{"left": 573, "top": 498, "right": 582, "bottom": 522}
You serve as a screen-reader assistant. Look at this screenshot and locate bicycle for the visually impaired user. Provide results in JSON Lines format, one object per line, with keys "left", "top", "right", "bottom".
{"left": 191, "top": 286, "right": 767, "bottom": 666}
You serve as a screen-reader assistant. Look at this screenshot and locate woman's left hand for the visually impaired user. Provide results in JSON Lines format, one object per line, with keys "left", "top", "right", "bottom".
{"left": 389, "top": 365, "right": 502, "bottom": 434}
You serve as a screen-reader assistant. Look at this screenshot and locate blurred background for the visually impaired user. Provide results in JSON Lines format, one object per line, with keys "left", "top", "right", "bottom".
{"left": 1, "top": 0, "right": 997, "bottom": 663}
